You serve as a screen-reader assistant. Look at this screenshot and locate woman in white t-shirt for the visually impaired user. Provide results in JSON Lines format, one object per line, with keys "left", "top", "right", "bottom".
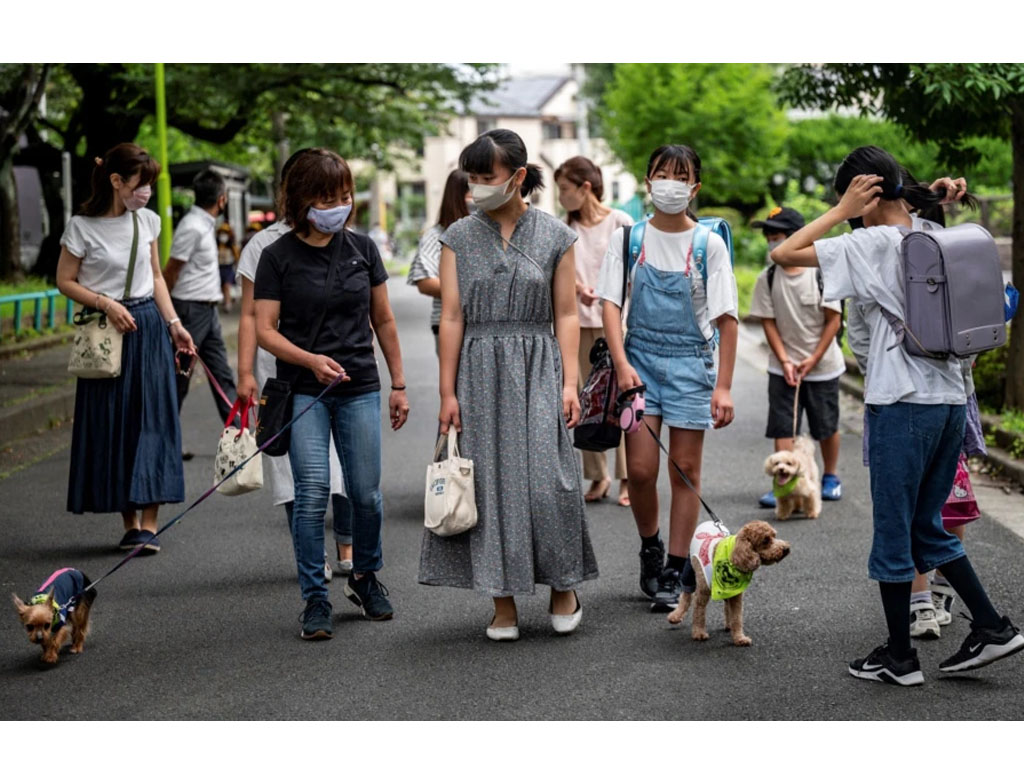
{"left": 772, "top": 145, "right": 1022, "bottom": 686}
{"left": 598, "top": 144, "right": 738, "bottom": 613}
{"left": 555, "top": 156, "right": 633, "bottom": 506}
{"left": 56, "top": 143, "right": 196, "bottom": 554}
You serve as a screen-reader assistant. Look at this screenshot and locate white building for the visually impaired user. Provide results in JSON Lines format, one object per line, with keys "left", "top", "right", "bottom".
{"left": 421, "top": 75, "right": 638, "bottom": 226}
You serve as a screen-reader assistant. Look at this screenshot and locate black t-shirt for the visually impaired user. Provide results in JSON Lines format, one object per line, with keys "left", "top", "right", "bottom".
{"left": 254, "top": 229, "right": 389, "bottom": 397}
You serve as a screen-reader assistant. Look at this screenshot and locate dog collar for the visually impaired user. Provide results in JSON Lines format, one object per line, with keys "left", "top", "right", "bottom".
{"left": 29, "top": 594, "right": 61, "bottom": 631}
{"left": 773, "top": 474, "right": 800, "bottom": 499}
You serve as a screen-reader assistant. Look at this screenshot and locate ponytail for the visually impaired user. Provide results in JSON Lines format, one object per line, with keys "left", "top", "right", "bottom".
{"left": 80, "top": 143, "right": 160, "bottom": 218}
{"left": 521, "top": 163, "right": 544, "bottom": 197}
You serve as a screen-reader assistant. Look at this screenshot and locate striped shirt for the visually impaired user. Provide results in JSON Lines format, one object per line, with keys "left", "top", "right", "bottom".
{"left": 407, "top": 225, "right": 443, "bottom": 329}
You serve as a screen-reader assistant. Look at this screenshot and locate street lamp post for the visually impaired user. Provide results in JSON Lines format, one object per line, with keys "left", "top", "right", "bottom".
{"left": 154, "top": 63, "right": 173, "bottom": 265}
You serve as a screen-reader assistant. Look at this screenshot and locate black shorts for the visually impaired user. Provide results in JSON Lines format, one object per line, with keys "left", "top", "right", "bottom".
{"left": 766, "top": 373, "right": 840, "bottom": 441}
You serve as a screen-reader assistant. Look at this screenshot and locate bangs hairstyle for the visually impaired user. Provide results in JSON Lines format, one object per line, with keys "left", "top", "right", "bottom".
{"left": 834, "top": 145, "right": 947, "bottom": 213}
{"left": 81, "top": 143, "right": 161, "bottom": 217}
{"left": 282, "top": 148, "right": 354, "bottom": 235}
{"left": 438, "top": 169, "right": 470, "bottom": 230}
{"left": 554, "top": 156, "right": 604, "bottom": 223}
{"left": 458, "top": 129, "right": 544, "bottom": 197}
{"left": 646, "top": 144, "right": 701, "bottom": 183}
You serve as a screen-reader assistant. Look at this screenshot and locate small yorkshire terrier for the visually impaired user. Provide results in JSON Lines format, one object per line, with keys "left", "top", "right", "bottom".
{"left": 12, "top": 568, "right": 96, "bottom": 665}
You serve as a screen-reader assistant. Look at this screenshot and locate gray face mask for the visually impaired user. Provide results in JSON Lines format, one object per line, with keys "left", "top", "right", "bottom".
{"left": 469, "top": 171, "right": 521, "bottom": 212}
{"left": 307, "top": 203, "right": 352, "bottom": 234}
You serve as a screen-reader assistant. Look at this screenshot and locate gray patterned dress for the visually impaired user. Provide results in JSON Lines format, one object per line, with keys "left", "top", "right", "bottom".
{"left": 418, "top": 207, "right": 599, "bottom": 596}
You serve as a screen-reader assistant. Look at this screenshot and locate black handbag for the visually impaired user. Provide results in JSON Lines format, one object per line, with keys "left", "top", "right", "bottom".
{"left": 256, "top": 235, "right": 344, "bottom": 456}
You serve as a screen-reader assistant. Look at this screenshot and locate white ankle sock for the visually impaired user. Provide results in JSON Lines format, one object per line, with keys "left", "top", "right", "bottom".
{"left": 911, "top": 590, "right": 933, "bottom": 608}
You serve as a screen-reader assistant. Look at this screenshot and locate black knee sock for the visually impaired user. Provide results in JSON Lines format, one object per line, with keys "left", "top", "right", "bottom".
{"left": 935, "top": 556, "right": 1001, "bottom": 629}
{"left": 879, "top": 581, "right": 913, "bottom": 659}
{"left": 641, "top": 530, "right": 661, "bottom": 548}
{"left": 667, "top": 554, "right": 689, "bottom": 573}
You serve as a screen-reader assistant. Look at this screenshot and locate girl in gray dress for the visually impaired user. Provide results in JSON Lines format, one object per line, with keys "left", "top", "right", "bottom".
{"left": 418, "top": 129, "right": 598, "bottom": 641}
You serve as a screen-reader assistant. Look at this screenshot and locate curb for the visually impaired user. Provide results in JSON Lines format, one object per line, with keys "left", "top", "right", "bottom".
{"left": 0, "top": 384, "right": 77, "bottom": 446}
{"left": 0, "top": 331, "right": 74, "bottom": 360}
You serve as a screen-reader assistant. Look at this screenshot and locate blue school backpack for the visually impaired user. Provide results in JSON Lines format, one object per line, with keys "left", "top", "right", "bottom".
{"left": 621, "top": 216, "right": 735, "bottom": 343}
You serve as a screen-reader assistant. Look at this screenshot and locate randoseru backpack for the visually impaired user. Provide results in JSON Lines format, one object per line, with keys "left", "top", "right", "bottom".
{"left": 881, "top": 223, "right": 1010, "bottom": 359}
{"left": 766, "top": 264, "right": 846, "bottom": 344}
{"left": 622, "top": 216, "right": 735, "bottom": 343}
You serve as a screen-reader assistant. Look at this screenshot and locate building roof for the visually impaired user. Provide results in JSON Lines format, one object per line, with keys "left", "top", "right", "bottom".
{"left": 468, "top": 76, "right": 572, "bottom": 117}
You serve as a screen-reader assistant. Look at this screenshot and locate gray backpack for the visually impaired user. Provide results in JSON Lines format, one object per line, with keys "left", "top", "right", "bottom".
{"left": 880, "top": 223, "right": 1006, "bottom": 359}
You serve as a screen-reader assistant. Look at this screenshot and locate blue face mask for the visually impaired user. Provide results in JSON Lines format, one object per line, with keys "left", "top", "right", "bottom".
{"left": 307, "top": 203, "right": 352, "bottom": 234}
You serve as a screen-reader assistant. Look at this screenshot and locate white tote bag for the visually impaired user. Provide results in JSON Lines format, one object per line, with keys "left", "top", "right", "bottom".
{"left": 424, "top": 430, "right": 476, "bottom": 537}
{"left": 214, "top": 399, "right": 264, "bottom": 496}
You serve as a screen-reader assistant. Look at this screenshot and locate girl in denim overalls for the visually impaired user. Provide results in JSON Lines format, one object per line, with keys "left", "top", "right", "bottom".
{"left": 598, "top": 145, "right": 739, "bottom": 612}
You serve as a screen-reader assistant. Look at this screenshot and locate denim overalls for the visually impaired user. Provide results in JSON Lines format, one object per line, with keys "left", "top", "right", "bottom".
{"left": 625, "top": 242, "right": 717, "bottom": 430}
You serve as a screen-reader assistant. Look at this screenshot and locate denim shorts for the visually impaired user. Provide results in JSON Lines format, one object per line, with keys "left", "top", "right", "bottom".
{"left": 866, "top": 402, "right": 967, "bottom": 582}
{"left": 626, "top": 338, "right": 715, "bottom": 430}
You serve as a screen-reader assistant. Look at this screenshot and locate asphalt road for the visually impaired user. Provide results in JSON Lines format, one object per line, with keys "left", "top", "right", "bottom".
{"left": 2, "top": 279, "right": 1023, "bottom": 720}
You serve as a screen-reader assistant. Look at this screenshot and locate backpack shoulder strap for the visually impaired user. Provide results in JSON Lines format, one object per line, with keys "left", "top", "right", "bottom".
{"left": 621, "top": 221, "right": 645, "bottom": 304}
{"left": 766, "top": 263, "right": 777, "bottom": 292}
{"left": 816, "top": 268, "right": 824, "bottom": 296}
{"left": 692, "top": 223, "right": 710, "bottom": 286}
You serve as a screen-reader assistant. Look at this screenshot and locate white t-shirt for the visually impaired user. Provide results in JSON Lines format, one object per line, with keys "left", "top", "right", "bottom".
{"left": 60, "top": 209, "right": 161, "bottom": 299}
{"left": 748, "top": 266, "right": 845, "bottom": 381}
{"left": 596, "top": 224, "right": 738, "bottom": 342}
{"left": 169, "top": 206, "right": 221, "bottom": 302}
{"left": 815, "top": 225, "right": 965, "bottom": 406}
{"left": 236, "top": 221, "right": 291, "bottom": 284}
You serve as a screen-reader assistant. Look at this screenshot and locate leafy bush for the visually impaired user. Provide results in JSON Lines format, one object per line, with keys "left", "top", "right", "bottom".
{"left": 973, "top": 330, "right": 1009, "bottom": 413}
{"left": 734, "top": 265, "right": 761, "bottom": 317}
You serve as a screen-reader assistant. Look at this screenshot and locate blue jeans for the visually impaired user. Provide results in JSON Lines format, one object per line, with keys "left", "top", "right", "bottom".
{"left": 866, "top": 402, "right": 967, "bottom": 582}
{"left": 285, "top": 494, "right": 353, "bottom": 546}
{"left": 289, "top": 391, "right": 384, "bottom": 601}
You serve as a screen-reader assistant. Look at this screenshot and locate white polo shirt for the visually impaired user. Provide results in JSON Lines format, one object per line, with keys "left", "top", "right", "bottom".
{"left": 169, "top": 206, "right": 222, "bottom": 302}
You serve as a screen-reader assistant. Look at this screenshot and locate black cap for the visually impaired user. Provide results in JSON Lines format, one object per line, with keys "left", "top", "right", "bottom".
{"left": 751, "top": 206, "right": 805, "bottom": 234}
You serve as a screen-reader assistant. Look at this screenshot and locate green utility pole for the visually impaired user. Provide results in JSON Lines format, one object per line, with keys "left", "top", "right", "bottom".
{"left": 154, "top": 63, "right": 172, "bottom": 265}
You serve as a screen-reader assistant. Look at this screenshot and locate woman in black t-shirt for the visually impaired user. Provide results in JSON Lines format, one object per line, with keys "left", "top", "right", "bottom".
{"left": 254, "top": 149, "right": 409, "bottom": 639}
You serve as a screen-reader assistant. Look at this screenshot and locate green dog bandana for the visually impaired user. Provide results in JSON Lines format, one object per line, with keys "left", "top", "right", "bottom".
{"left": 711, "top": 535, "right": 754, "bottom": 601}
{"left": 773, "top": 474, "right": 799, "bottom": 499}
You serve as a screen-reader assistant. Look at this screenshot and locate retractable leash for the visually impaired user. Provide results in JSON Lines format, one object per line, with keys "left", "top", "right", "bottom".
{"left": 56, "top": 372, "right": 347, "bottom": 612}
{"left": 177, "top": 351, "right": 245, "bottom": 416}
{"left": 640, "top": 419, "right": 726, "bottom": 531}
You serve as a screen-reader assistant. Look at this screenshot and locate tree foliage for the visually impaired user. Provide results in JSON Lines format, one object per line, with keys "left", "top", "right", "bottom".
{"left": 599, "top": 63, "right": 789, "bottom": 212}
{"left": 777, "top": 63, "right": 1024, "bottom": 409}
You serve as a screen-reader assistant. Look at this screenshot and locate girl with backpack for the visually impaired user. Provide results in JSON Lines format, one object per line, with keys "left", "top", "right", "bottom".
{"left": 772, "top": 145, "right": 1023, "bottom": 685}
{"left": 597, "top": 144, "right": 738, "bottom": 612}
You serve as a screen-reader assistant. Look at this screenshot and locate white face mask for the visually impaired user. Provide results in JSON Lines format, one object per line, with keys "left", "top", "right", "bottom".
{"left": 649, "top": 179, "right": 693, "bottom": 215}
{"left": 469, "top": 171, "right": 521, "bottom": 212}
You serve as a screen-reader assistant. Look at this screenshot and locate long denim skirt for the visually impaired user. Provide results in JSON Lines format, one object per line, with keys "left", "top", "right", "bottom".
{"left": 67, "top": 297, "right": 185, "bottom": 513}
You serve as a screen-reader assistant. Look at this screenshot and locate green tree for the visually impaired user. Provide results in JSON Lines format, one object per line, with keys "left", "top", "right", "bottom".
{"left": 598, "top": 63, "right": 789, "bottom": 214}
{"left": 15, "top": 63, "right": 497, "bottom": 278}
{"left": 782, "top": 114, "right": 1013, "bottom": 200}
{"left": 778, "top": 63, "right": 1024, "bottom": 409}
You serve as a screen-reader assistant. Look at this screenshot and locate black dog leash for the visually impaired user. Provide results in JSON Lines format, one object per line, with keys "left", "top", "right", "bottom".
{"left": 641, "top": 419, "right": 725, "bottom": 530}
{"left": 55, "top": 373, "right": 347, "bottom": 613}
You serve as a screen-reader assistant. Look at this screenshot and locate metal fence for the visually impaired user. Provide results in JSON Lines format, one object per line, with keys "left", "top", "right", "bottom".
{"left": 0, "top": 289, "right": 74, "bottom": 335}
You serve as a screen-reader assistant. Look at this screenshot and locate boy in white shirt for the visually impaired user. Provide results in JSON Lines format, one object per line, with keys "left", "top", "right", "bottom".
{"left": 748, "top": 207, "right": 845, "bottom": 508}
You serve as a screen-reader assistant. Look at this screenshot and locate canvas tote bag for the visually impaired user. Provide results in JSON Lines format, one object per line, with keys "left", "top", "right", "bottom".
{"left": 68, "top": 211, "right": 140, "bottom": 378}
{"left": 424, "top": 430, "right": 476, "bottom": 537}
{"left": 214, "top": 398, "right": 264, "bottom": 496}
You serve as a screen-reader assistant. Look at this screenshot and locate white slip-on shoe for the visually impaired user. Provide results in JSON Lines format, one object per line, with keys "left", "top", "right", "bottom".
{"left": 551, "top": 591, "right": 583, "bottom": 635}
{"left": 910, "top": 605, "right": 941, "bottom": 639}
{"left": 486, "top": 616, "right": 519, "bottom": 642}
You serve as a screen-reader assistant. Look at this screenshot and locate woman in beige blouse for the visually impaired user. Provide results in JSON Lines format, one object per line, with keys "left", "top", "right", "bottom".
{"left": 555, "top": 156, "right": 633, "bottom": 506}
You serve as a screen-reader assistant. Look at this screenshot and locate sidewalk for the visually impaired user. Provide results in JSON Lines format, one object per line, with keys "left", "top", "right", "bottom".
{"left": 0, "top": 308, "right": 241, "bottom": 477}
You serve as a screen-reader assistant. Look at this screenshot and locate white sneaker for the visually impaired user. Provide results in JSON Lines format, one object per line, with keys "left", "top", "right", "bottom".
{"left": 932, "top": 583, "right": 956, "bottom": 626}
{"left": 324, "top": 556, "right": 333, "bottom": 583}
{"left": 336, "top": 559, "right": 353, "bottom": 577}
{"left": 910, "top": 605, "right": 941, "bottom": 639}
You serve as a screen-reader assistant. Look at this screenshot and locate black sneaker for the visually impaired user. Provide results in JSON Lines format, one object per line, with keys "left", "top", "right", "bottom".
{"left": 344, "top": 573, "right": 394, "bottom": 621}
{"left": 650, "top": 567, "right": 684, "bottom": 613}
{"left": 939, "top": 616, "right": 1024, "bottom": 673}
{"left": 848, "top": 643, "right": 924, "bottom": 686}
{"left": 639, "top": 538, "right": 666, "bottom": 598}
{"left": 299, "top": 598, "right": 333, "bottom": 640}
